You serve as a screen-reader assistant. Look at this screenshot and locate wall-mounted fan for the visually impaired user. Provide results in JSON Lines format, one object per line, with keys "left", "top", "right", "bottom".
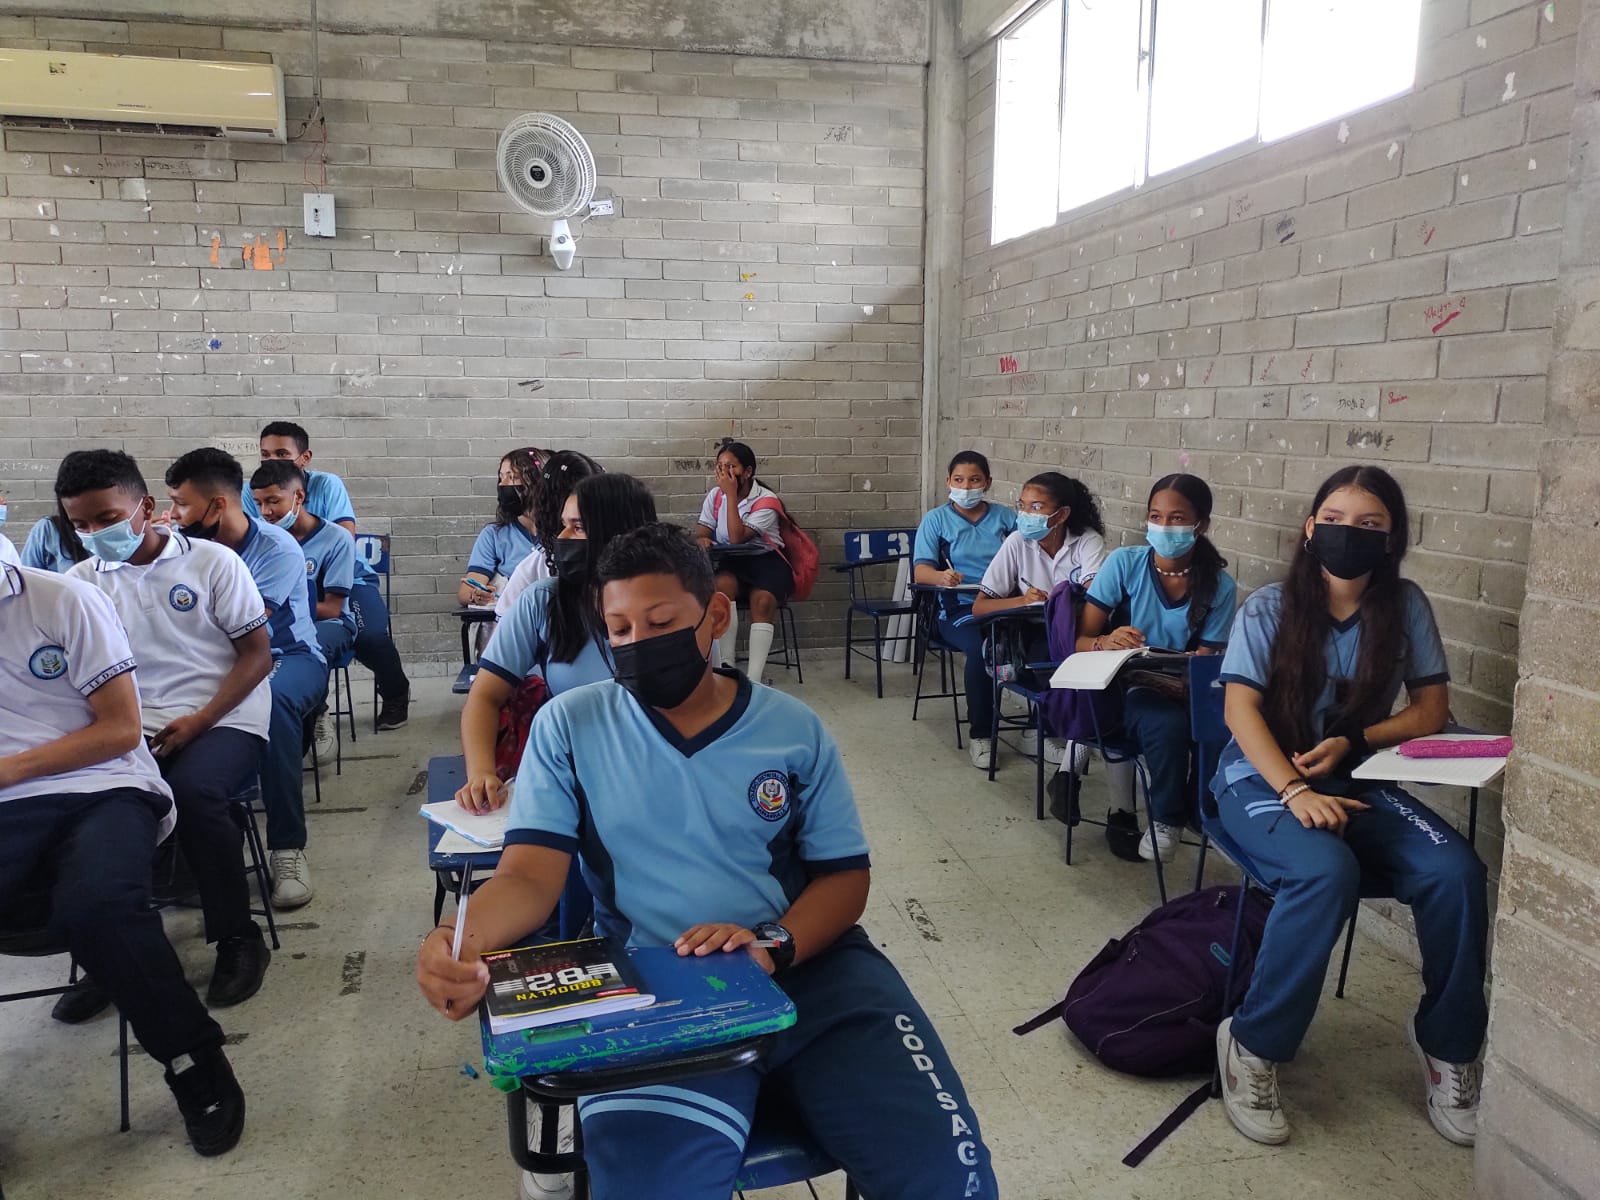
{"left": 496, "top": 112, "right": 597, "bottom": 270}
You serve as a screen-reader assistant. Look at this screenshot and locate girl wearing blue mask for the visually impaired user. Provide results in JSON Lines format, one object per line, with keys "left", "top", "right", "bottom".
{"left": 1075, "top": 474, "right": 1238, "bottom": 861}
{"left": 911, "top": 452, "right": 1018, "bottom": 753}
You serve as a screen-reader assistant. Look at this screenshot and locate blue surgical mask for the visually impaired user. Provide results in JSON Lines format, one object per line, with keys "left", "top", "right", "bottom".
{"left": 0, "top": 502, "right": 8, "bottom": 528}
{"left": 273, "top": 507, "right": 300, "bottom": 530}
{"left": 1146, "top": 523, "right": 1197, "bottom": 558}
{"left": 949, "top": 487, "right": 986, "bottom": 509}
{"left": 1016, "top": 511, "right": 1055, "bottom": 541}
{"left": 79, "top": 513, "right": 146, "bottom": 564}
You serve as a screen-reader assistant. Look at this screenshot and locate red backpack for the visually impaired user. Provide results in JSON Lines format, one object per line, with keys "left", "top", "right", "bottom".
{"left": 710, "top": 491, "right": 819, "bottom": 602}
{"left": 494, "top": 674, "right": 551, "bottom": 781}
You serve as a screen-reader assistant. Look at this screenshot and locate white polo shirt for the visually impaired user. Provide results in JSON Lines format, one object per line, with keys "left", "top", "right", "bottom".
{"left": 69, "top": 530, "right": 271, "bottom": 741}
{"left": 0, "top": 565, "right": 175, "bottom": 837}
{"left": 978, "top": 528, "right": 1108, "bottom": 599}
{"left": 0, "top": 533, "right": 20, "bottom": 568}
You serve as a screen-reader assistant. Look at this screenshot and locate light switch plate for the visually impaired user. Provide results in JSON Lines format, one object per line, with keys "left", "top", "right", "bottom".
{"left": 303, "top": 192, "right": 336, "bottom": 237}
{"left": 588, "top": 197, "right": 614, "bottom": 216}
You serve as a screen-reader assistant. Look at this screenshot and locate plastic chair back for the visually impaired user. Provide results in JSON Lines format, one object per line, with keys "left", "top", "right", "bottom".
{"left": 354, "top": 533, "right": 392, "bottom": 607}
{"left": 1187, "top": 654, "right": 1228, "bottom": 820}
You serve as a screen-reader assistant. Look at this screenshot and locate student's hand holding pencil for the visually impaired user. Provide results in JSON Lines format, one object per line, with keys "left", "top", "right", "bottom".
{"left": 416, "top": 924, "right": 490, "bottom": 1019}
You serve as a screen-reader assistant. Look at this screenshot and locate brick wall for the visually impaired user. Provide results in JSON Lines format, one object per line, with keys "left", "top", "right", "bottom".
{"left": 958, "top": 0, "right": 1578, "bottom": 879}
{"left": 0, "top": 15, "right": 927, "bottom": 662}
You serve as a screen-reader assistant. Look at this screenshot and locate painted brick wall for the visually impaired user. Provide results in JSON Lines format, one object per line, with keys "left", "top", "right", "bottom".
{"left": 959, "top": 0, "right": 1577, "bottom": 878}
{"left": 0, "top": 15, "right": 927, "bottom": 662}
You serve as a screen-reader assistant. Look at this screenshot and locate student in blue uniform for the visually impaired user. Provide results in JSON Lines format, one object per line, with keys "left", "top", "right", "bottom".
{"left": 59, "top": 449, "right": 276, "bottom": 1013}
{"left": 22, "top": 504, "right": 90, "bottom": 572}
{"left": 912, "top": 451, "right": 1018, "bottom": 754}
{"left": 165, "top": 449, "right": 328, "bottom": 911}
{"left": 459, "top": 446, "right": 550, "bottom": 608}
{"left": 257, "top": 422, "right": 411, "bottom": 731}
{"left": 0, "top": 563, "right": 245, "bottom": 1155}
{"left": 418, "top": 523, "right": 995, "bottom": 1200}
{"left": 495, "top": 449, "right": 601, "bottom": 620}
{"left": 1075, "top": 473, "right": 1237, "bottom": 861}
{"left": 250, "top": 461, "right": 358, "bottom": 666}
{"left": 456, "top": 473, "right": 655, "bottom": 814}
{"left": 1212, "top": 465, "right": 1486, "bottom": 1150}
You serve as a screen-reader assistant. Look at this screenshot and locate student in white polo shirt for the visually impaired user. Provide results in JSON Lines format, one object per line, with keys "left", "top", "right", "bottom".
{"left": 58, "top": 449, "right": 275, "bottom": 1011}
{"left": 0, "top": 563, "right": 246, "bottom": 1156}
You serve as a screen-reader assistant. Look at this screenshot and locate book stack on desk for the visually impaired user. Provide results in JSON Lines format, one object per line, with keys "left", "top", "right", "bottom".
{"left": 483, "top": 936, "right": 656, "bottom": 1035}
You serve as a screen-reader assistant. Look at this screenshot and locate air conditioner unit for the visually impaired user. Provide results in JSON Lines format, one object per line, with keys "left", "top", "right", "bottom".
{"left": 0, "top": 48, "right": 286, "bottom": 142}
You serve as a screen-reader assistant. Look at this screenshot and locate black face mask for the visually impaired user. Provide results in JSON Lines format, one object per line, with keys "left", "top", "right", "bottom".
{"left": 496, "top": 485, "right": 525, "bottom": 516}
{"left": 179, "top": 501, "right": 220, "bottom": 541}
{"left": 611, "top": 612, "right": 711, "bottom": 711}
{"left": 1308, "top": 523, "right": 1389, "bottom": 580}
{"left": 553, "top": 537, "right": 588, "bottom": 576}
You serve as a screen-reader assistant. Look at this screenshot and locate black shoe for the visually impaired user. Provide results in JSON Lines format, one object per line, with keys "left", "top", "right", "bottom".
{"left": 206, "top": 927, "right": 271, "bottom": 1008}
{"left": 375, "top": 693, "right": 410, "bottom": 731}
{"left": 1046, "top": 772, "right": 1081, "bottom": 826}
{"left": 1105, "top": 809, "right": 1145, "bottom": 862}
{"left": 51, "top": 975, "right": 112, "bottom": 1024}
{"left": 164, "top": 1045, "right": 245, "bottom": 1157}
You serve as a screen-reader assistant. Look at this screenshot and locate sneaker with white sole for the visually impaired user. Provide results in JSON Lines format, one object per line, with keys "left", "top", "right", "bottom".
{"left": 1217, "top": 1017, "right": 1289, "bottom": 1145}
{"left": 312, "top": 713, "right": 336, "bottom": 764}
{"left": 1139, "top": 821, "right": 1179, "bottom": 863}
{"left": 521, "top": 1099, "right": 576, "bottom": 1200}
{"left": 1408, "top": 1018, "right": 1479, "bottom": 1146}
{"left": 968, "top": 737, "right": 994, "bottom": 770}
{"left": 268, "top": 849, "right": 313, "bottom": 910}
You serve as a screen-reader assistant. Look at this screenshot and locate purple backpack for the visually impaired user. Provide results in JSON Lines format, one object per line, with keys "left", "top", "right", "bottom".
{"left": 1013, "top": 885, "right": 1271, "bottom": 1077}
{"left": 1040, "top": 581, "right": 1113, "bottom": 743}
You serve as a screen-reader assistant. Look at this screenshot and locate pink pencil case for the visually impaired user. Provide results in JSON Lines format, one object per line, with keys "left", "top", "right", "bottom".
{"left": 1397, "top": 737, "right": 1513, "bottom": 759}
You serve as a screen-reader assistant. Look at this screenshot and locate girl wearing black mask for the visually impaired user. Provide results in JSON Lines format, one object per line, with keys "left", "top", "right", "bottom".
{"left": 1210, "top": 465, "right": 1487, "bottom": 1153}
{"left": 458, "top": 446, "right": 552, "bottom": 607}
{"left": 455, "top": 474, "right": 657, "bottom": 813}
{"left": 496, "top": 450, "right": 603, "bottom": 619}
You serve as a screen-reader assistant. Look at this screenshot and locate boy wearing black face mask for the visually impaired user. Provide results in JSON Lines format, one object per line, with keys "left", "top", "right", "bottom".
{"left": 418, "top": 523, "right": 997, "bottom": 1200}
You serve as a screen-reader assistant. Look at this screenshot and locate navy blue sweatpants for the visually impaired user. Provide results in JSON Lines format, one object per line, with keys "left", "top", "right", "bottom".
{"left": 263, "top": 650, "right": 328, "bottom": 851}
{"left": 576, "top": 929, "right": 996, "bottom": 1200}
{"left": 1215, "top": 774, "right": 1488, "bottom": 1064}
{"left": 349, "top": 581, "right": 408, "bottom": 701}
{"left": 937, "top": 607, "right": 992, "bottom": 741}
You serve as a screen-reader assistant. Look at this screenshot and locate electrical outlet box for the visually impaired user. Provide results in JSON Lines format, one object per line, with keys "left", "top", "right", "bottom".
{"left": 303, "top": 192, "right": 336, "bottom": 237}
{"left": 588, "top": 197, "right": 614, "bottom": 217}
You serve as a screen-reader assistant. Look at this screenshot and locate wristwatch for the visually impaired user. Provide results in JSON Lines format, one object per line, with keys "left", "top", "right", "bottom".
{"left": 752, "top": 922, "right": 796, "bottom": 973}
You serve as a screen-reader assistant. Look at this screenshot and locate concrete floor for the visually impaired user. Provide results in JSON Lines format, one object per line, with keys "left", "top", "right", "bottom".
{"left": 0, "top": 661, "right": 1473, "bottom": 1200}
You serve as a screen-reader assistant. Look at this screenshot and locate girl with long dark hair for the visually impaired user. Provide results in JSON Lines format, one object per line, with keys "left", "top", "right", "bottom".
{"left": 968, "top": 471, "right": 1107, "bottom": 770}
{"left": 456, "top": 473, "right": 657, "bottom": 813}
{"left": 20, "top": 503, "right": 91, "bottom": 571}
{"left": 1212, "top": 465, "right": 1486, "bottom": 1151}
{"left": 458, "top": 446, "right": 553, "bottom": 607}
{"left": 495, "top": 450, "right": 603, "bottom": 618}
{"left": 1075, "top": 474, "right": 1238, "bottom": 860}
{"left": 695, "top": 440, "right": 793, "bottom": 684}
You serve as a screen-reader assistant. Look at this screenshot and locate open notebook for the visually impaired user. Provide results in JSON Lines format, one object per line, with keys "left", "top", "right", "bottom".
{"left": 419, "top": 798, "right": 510, "bottom": 849}
{"left": 1049, "top": 647, "right": 1188, "bottom": 691}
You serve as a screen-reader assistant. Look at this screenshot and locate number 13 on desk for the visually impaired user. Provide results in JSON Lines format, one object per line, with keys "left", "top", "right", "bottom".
{"left": 846, "top": 530, "right": 911, "bottom": 562}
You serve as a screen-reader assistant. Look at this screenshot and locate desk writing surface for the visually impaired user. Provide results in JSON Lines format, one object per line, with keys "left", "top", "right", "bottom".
{"left": 1350, "top": 736, "right": 1509, "bottom": 789}
{"left": 426, "top": 755, "right": 502, "bottom": 871}
{"left": 707, "top": 541, "right": 772, "bottom": 558}
{"left": 481, "top": 945, "right": 796, "bottom": 1079}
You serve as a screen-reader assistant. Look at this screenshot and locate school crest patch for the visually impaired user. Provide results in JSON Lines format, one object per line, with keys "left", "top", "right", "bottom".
{"left": 168, "top": 584, "right": 197, "bottom": 612}
{"left": 29, "top": 644, "right": 68, "bottom": 680}
{"left": 748, "top": 770, "right": 790, "bottom": 822}
{"left": 305, "top": 558, "right": 317, "bottom": 577}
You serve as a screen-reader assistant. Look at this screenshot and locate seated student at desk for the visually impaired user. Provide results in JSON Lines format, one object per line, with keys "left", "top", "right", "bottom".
{"left": 22, "top": 503, "right": 90, "bottom": 573}
{"left": 494, "top": 449, "right": 601, "bottom": 620}
{"left": 1211, "top": 465, "right": 1486, "bottom": 1151}
{"left": 1076, "top": 473, "right": 1237, "bottom": 863}
{"left": 165, "top": 449, "right": 328, "bottom": 911}
{"left": 459, "top": 446, "right": 552, "bottom": 609}
{"left": 456, "top": 474, "right": 656, "bottom": 814}
{"left": 968, "top": 471, "right": 1107, "bottom": 771}
{"left": 696, "top": 440, "right": 792, "bottom": 684}
{"left": 60, "top": 450, "right": 275, "bottom": 1012}
{"left": 0, "top": 563, "right": 245, "bottom": 1155}
{"left": 912, "top": 451, "right": 1017, "bottom": 760}
{"left": 417, "top": 523, "right": 996, "bottom": 1200}
{"left": 250, "top": 461, "right": 358, "bottom": 667}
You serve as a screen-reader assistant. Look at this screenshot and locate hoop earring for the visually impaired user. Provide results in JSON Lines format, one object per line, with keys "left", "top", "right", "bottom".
{"left": 1303, "top": 538, "right": 1312, "bottom": 553}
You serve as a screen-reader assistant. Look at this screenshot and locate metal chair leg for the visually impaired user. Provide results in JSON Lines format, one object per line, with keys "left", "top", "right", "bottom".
{"left": 1034, "top": 704, "right": 1046, "bottom": 821}
{"left": 1193, "top": 834, "right": 1210, "bottom": 892}
{"left": 843, "top": 607, "right": 854, "bottom": 680}
{"left": 118, "top": 1012, "right": 130, "bottom": 1132}
{"left": 872, "top": 615, "right": 885, "bottom": 699}
{"left": 784, "top": 605, "right": 802, "bottom": 683}
{"left": 240, "top": 798, "right": 281, "bottom": 949}
{"left": 1335, "top": 912, "right": 1358, "bottom": 998}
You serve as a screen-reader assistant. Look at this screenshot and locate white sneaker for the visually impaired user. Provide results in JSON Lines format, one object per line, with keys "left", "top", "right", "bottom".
{"left": 1064, "top": 740, "right": 1091, "bottom": 775}
{"left": 1217, "top": 1017, "right": 1289, "bottom": 1145}
{"left": 1044, "top": 737, "right": 1071, "bottom": 766}
{"left": 521, "top": 1100, "right": 576, "bottom": 1200}
{"left": 968, "top": 737, "right": 994, "bottom": 770}
{"left": 1139, "top": 821, "right": 1179, "bottom": 863}
{"left": 1409, "top": 1018, "right": 1479, "bottom": 1146}
{"left": 312, "top": 713, "right": 337, "bottom": 763}
{"left": 269, "top": 849, "right": 313, "bottom": 910}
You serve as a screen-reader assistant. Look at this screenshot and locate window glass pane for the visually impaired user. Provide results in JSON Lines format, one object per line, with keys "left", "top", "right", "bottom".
{"left": 992, "top": 0, "right": 1064, "bottom": 244}
{"left": 1058, "top": 0, "right": 1145, "bottom": 213}
{"left": 1260, "top": 0, "right": 1421, "bottom": 141}
{"left": 1147, "top": 0, "right": 1263, "bottom": 177}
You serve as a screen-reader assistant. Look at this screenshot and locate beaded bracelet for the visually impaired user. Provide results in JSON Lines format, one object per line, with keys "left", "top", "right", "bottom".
{"left": 1279, "top": 781, "right": 1312, "bottom": 806}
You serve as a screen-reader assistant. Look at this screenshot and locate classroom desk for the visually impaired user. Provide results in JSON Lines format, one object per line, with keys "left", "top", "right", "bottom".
{"left": 1349, "top": 735, "right": 1509, "bottom": 845}
{"left": 452, "top": 605, "right": 497, "bottom": 694}
{"left": 424, "top": 754, "right": 501, "bottom": 924}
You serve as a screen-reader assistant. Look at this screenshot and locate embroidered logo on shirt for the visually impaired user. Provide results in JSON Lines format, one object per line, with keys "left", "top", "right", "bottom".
{"left": 748, "top": 770, "right": 791, "bottom": 822}
{"left": 305, "top": 558, "right": 316, "bottom": 576}
{"left": 29, "top": 644, "right": 68, "bottom": 680}
{"left": 168, "top": 584, "right": 197, "bottom": 612}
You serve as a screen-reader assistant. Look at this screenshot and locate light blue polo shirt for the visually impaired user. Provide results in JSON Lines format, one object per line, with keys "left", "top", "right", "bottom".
{"left": 297, "top": 516, "right": 357, "bottom": 636}
{"left": 1086, "top": 545, "right": 1237, "bottom": 652}
{"left": 507, "top": 672, "right": 871, "bottom": 948}
{"left": 22, "top": 519, "right": 80, "bottom": 573}
{"left": 1213, "top": 580, "right": 1450, "bottom": 790}
{"left": 479, "top": 577, "right": 613, "bottom": 698}
{"left": 912, "top": 501, "right": 1017, "bottom": 585}
{"left": 245, "top": 468, "right": 374, "bottom": 586}
{"left": 467, "top": 520, "right": 539, "bottom": 581}
{"left": 236, "top": 517, "right": 325, "bottom": 662}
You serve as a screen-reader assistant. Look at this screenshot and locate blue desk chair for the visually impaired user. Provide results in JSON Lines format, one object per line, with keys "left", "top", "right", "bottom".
{"left": 910, "top": 587, "right": 965, "bottom": 748}
{"left": 835, "top": 538, "right": 917, "bottom": 699}
{"left": 955, "top": 608, "right": 1054, "bottom": 820}
{"left": 769, "top": 601, "right": 804, "bottom": 684}
{"left": 353, "top": 533, "right": 393, "bottom": 731}
{"left": 326, "top": 639, "right": 357, "bottom": 776}
{"left": 452, "top": 606, "right": 497, "bottom": 694}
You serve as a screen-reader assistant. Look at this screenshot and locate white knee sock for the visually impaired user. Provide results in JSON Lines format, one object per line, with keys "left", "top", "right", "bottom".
{"left": 719, "top": 604, "right": 739, "bottom": 669}
{"left": 1105, "top": 759, "right": 1139, "bottom": 814}
{"left": 747, "top": 622, "right": 775, "bottom": 682}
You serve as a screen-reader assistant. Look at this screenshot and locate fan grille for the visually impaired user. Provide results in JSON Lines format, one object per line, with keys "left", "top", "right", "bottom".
{"left": 496, "top": 113, "right": 597, "bottom": 219}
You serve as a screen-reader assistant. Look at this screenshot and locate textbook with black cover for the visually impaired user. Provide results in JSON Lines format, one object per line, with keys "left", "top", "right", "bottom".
{"left": 482, "top": 936, "right": 654, "bottom": 1034}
